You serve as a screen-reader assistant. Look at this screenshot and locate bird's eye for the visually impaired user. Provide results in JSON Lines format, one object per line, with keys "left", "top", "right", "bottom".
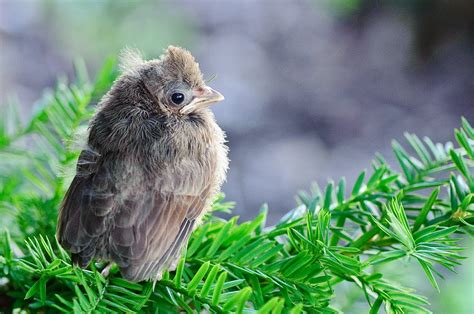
{"left": 171, "top": 92, "right": 185, "bottom": 105}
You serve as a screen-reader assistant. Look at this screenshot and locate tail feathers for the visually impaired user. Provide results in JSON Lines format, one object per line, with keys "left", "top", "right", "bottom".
{"left": 71, "top": 244, "right": 96, "bottom": 268}
{"left": 71, "top": 253, "right": 92, "bottom": 268}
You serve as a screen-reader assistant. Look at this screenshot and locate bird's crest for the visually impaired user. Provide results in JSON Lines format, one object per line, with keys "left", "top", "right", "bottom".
{"left": 160, "top": 45, "right": 204, "bottom": 87}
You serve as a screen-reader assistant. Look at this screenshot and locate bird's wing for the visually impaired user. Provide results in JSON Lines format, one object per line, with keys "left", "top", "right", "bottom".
{"left": 110, "top": 183, "right": 212, "bottom": 282}
{"left": 57, "top": 149, "right": 115, "bottom": 267}
{"left": 58, "top": 149, "right": 213, "bottom": 282}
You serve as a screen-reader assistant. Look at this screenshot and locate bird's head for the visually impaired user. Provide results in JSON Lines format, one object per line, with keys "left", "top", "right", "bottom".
{"left": 117, "top": 46, "right": 224, "bottom": 116}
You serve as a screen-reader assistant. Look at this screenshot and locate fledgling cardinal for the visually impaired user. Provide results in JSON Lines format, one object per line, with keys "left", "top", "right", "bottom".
{"left": 57, "top": 46, "right": 228, "bottom": 282}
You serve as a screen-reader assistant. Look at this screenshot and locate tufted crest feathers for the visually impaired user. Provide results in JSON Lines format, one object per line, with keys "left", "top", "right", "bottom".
{"left": 160, "top": 45, "right": 204, "bottom": 87}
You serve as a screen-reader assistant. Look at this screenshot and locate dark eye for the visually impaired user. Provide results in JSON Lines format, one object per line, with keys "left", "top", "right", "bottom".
{"left": 171, "top": 92, "right": 185, "bottom": 105}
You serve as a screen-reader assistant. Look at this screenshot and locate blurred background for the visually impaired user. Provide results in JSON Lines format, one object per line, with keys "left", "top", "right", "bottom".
{"left": 1, "top": 0, "right": 473, "bottom": 311}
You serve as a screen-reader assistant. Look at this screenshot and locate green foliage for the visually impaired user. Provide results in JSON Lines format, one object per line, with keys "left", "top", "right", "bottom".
{"left": 0, "top": 61, "right": 472, "bottom": 313}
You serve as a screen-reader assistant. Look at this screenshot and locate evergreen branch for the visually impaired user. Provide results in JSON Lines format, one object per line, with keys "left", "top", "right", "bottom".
{"left": 0, "top": 59, "right": 472, "bottom": 313}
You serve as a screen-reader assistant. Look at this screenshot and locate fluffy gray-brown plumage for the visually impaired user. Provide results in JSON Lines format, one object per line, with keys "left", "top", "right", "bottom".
{"left": 57, "top": 46, "right": 228, "bottom": 282}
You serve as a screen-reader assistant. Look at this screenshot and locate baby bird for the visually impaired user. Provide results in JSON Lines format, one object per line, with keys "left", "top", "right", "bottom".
{"left": 57, "top": 46, "right": 228, "bottom": 282}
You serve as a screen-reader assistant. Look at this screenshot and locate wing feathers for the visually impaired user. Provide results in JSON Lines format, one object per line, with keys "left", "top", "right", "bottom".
{"left": 58, "top": 149, "right": 214, "bottom": 282}
{"left": 118, "top": 192, "right": 206, "bottom": 282}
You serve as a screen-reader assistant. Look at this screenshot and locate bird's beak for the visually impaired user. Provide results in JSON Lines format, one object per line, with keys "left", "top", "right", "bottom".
{"left": 180, "top": 86, "right": 224, "bottom": 114}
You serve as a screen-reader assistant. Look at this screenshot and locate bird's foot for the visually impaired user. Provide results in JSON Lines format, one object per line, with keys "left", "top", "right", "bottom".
{"left": 101, "top": 263, "right": 113, "bottom": 277}
{"left": 152, "top": 272, "right": 163, "bottom": 291}
{"left": 168, "top": 259, "right": 179, "bottom": 272}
